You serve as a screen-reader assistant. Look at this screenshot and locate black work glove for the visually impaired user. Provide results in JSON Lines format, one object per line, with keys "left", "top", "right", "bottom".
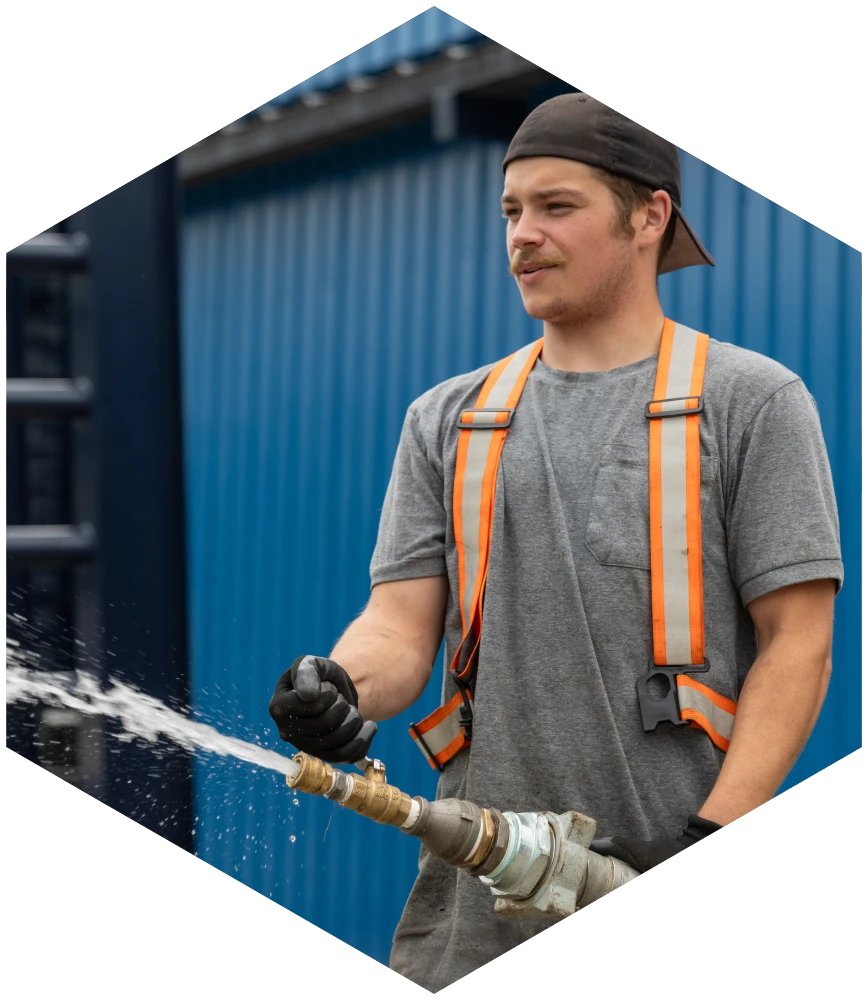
{"left": 590, "top": 814, "right": 721, "bottom": 873}
{"left": 268, "top": 655, "right": 377, "bottom": 764}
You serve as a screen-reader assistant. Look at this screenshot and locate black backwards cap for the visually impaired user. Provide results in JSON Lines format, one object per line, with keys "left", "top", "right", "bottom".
{"left": 503, "top": 93, "right": 715, "bottom": 274}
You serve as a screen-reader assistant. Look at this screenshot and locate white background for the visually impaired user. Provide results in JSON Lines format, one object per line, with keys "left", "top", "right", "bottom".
{"left": 2, "top": 1, "right": 865, "bottom": 996}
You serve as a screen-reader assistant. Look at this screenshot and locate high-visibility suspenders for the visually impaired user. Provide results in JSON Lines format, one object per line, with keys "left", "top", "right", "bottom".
{"left": 640, "top": 320, "right": 736, "bottom": 751}
{"left": 409, "top": 320, "right": 736, "bottom": 771}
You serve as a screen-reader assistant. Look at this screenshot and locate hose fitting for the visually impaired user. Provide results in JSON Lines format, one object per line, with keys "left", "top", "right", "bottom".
{"left": 288, "top": 752, "right": 416, "bottom": 828}
{"left": 285, "top": 752, "right": 637, "bottom": 920}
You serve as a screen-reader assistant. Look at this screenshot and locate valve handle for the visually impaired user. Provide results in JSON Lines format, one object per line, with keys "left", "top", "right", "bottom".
{"left": 355, "top": 757, "right": 387, "bottom": 783}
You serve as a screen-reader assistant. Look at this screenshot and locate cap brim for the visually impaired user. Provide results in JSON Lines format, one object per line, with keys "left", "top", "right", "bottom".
{"left": 659, "top": 205, "right": 715, "bottom": 275}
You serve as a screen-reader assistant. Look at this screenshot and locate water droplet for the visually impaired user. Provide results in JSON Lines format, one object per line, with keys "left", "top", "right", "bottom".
{"left": 289, "top": 835, "right": 296, "bottom": 843}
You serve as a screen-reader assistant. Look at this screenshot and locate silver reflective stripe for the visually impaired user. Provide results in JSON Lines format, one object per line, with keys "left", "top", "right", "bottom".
{"left": 659, "top": 323, "right": 698, "bottom": 664}
{"left": 677, "top": 684, "right": 734, "bottom": 742}
{"left": 485, "top": 343, "right": 537, "bottom": 410}
{"left": 417, "top": 708, "right": 463, "bottom": 758}
{"left": 459, "top": 342, "right": 537, "bottom": 628}
{"left": 460, "top": 409, "right": 511, "bottom": 427}
{"left": 657, "top": 397, "right": 698, "bottom": 413}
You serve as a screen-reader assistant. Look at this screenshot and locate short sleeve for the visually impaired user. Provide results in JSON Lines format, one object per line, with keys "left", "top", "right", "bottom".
{"left": 726, "top": 379, "right": 844, "bottom": 606}
{"left": 369, "top": 404, "right": 448, "bottom": 586}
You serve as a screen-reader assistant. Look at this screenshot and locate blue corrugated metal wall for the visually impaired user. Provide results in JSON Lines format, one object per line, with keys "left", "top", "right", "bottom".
{"left": 180, "top": 120, "right": 861, "bottom": 963}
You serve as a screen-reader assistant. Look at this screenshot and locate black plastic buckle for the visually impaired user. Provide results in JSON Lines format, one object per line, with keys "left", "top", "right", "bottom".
{"left": 645, "top": 395, "right": 704, "bottom": 419}
{"left": 637, "top": 660, "right": 710, "bottom": 732}
{"left": 456, "top": 685, "right": 473, "bottom": 741}
{"left": 457, "top": 407, "right": 515, "bottom": 430}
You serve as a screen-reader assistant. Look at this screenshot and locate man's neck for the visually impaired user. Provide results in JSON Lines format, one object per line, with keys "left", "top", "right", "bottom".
{"left": 540, "top": 301, "right": 666, "bottom": 374}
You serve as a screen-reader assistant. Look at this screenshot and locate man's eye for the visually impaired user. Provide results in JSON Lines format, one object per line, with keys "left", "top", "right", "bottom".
{"left": 547, "top": 203, "right": 572, "bottom": 211}
{"left": 502, "top": 209, "right": 519, "bottom": 220}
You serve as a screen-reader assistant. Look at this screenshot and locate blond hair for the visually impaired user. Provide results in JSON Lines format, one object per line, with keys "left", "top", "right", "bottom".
{"left": 591, "top": 167, "right": 678, "bottom": 270}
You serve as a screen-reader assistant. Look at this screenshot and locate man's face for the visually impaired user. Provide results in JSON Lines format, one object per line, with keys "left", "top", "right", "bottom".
{"left": 501, "top": 157, "right": 637, "bottom": 326}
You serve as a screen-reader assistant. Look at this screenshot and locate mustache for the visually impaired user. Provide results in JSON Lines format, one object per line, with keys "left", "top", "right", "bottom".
{"left": 508, "top": 251, "right": 571, "bottom": 276}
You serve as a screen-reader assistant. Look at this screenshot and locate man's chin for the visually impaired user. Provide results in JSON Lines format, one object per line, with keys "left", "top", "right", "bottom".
{"left": 520, "top": 294, "right": 574, "bottom": 323}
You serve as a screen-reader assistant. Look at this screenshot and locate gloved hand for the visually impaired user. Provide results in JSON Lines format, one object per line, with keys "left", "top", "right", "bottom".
{"left": 590, "top": 814, "right": 721, "bottom": 873}
{"left": 268, "top": 655, "right": 377, "bottom": 763}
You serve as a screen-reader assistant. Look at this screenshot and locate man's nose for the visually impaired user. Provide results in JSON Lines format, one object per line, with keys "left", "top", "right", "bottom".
{"left": 509, "top": 213, "right": 544, "bottom": 250}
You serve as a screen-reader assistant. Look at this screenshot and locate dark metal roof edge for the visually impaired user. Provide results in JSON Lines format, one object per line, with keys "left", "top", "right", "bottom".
{"left": 179, "top": 42, "right": 546, "bottom": 185}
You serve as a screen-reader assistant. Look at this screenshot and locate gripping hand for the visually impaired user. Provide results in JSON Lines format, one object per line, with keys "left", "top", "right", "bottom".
{"left": 268, "top": 655, "right": 377, "bottom": 763}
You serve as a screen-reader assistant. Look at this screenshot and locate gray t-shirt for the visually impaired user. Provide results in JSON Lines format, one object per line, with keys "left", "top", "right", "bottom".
{"left": 370, "top": 338, "right": 843, "bottom": 991}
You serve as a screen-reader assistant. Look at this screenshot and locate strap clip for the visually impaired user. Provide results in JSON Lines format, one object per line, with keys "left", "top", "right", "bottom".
{"left": 457, "top": 407, "right": 515, "bottom": 430}
{"left": 645, "top": 395, "right": 704, "bottom": 419}
{"left": 637, "top": 660, "right": 710, "bottom": 732}
{"left": 453, "top": 676, "right": 474, "bottom": 741}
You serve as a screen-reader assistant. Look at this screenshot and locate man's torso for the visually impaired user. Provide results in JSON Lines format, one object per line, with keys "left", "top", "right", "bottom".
{"left": 371, "top": 337, "right": 842, "bottom": 989}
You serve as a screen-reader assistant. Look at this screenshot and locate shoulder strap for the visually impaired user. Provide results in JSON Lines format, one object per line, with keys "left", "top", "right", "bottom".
{"left": 647, "top": 318, "right": 709, "bottom": 666}
{"left": 645, "top": 319, "right": 736, "bottom": 751}
{"left": 452, "top": 340, "right": 543, "bottom": 662}
{"left": 409, "top": 339, "right": 542, "bottom": 769}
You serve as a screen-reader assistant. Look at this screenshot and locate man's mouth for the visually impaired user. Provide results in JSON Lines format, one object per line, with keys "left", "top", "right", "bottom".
{"left": 518, "top": 264, "right": 555, "bottom": 283}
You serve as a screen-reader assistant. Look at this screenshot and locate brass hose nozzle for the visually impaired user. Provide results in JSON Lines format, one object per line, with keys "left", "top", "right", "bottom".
{"left": 286, "top": 752, "right": 504, "bottom": 872}
{"left": 287, "top": 751, "right": 416, "bottom": 829}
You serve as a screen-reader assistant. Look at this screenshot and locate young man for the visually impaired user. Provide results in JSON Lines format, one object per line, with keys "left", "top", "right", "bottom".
{"left": 269, "top": 94, "right": 842, "bottom": 990}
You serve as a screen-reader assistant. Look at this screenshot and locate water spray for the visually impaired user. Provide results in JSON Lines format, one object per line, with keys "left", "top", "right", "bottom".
{"left": 285, "top": 752, "right": 637, "bottom": 920}
{"left": 6, "top": 657, "right": 637, "bottom": 919}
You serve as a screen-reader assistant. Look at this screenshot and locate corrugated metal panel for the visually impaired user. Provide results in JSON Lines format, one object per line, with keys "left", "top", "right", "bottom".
{"left": 180, "top": 124, "right": 860, "bottom": 962}
{"left": 256, "top": 8, "right": 482, "bottom": 113}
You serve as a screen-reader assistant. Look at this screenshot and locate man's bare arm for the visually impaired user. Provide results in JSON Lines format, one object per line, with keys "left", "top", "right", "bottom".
{"left": 698, "top": 578, "right": 835, "bottom": 825}
{"left": 329, "top": 576, "right": 449, "bottom": 722}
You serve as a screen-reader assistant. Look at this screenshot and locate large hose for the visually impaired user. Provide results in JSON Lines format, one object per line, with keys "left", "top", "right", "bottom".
{"left": 286, "top": 752, "right": 638, "bottom": 919}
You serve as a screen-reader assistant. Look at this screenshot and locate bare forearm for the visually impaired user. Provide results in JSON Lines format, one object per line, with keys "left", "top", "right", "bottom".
{"left": 699, "top": 636, "right": 831, "bottom": 825}
{"left": 329, "top": 578, "right": 447, "bottom": 723}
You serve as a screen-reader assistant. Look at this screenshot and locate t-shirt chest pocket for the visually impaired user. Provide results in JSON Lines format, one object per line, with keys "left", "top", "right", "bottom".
{"left": 585, "top": 442, "right": 720, "bottom": 571}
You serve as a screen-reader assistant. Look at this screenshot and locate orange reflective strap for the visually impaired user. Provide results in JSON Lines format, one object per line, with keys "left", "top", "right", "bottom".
{"left": 648, "top": 369, "right": 666, "bottom": 661}
{"left": 676, "top": 674, "right": 736, "bottom": 751}
{"left": 686, "top": 332, "right": 709, "bottom": 664}
{"left": 410, "top": 339, "right": 543, "bottom": 767}
{"left": 648, "top": 320, "right": 709, "bottom": 668}
{"left": 455, "top": 340, "right": 542, "bottom": 635}
{"left": 453, "top": 353, "right": 514, "bottom": 634}
{"left": 647, "top": 321, "right": 735, "bottom": 750}
{"left": 409, "top": 691, "right": 472, "bottom": 771}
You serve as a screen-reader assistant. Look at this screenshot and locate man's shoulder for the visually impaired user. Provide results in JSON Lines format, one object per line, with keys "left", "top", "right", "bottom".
{"left": 407, "top": 358, "right": 503, "bottom": 437}
{"left": 705, "top": 338, "right": 804, "bottom": 422}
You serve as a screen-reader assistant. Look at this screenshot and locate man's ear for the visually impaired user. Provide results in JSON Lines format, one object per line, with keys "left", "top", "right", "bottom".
{"left": 636, "top": 190, "right": 672, "bottom": 252}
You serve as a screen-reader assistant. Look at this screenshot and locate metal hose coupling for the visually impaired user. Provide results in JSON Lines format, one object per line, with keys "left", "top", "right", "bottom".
{"left": 285, "top": 752, "right": 637, "bottom": 920}
{"left": 481, "top": 810, "right": 638, "bottom": 920}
